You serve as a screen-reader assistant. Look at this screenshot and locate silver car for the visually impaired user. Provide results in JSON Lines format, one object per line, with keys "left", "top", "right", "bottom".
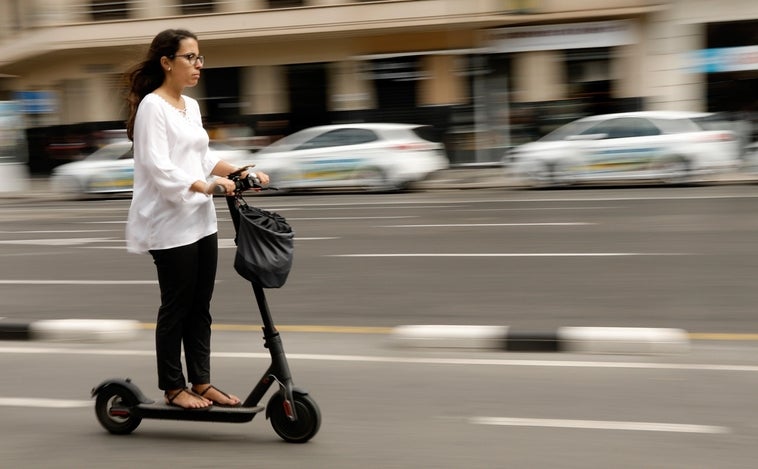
{"left": 250, "top": 123, "right": 448, "bottom": 192}
{"left": 507, "top": 111, "right": 742, "bottom": 187}
{"left": 50, "top": 140, "right": 255, "bottom": 196}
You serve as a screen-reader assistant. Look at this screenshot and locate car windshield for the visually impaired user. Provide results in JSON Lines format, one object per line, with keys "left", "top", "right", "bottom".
{"left": 539, "top": 120, "right": 596, "bottom": 142}
{"left": 85, "top": 143, "right": 132, "bottom": 161}
{"left": 257, "top": 128, "right": 323, "bottom": 154}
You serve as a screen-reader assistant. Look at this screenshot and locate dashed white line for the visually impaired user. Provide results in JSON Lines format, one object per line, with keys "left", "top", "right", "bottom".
{"left": 0, "top": 280, "right": 156, "bottom": 285}
{"left": 0, "top": 238, "right": 115, "bottom": 246}
{"left": 469, "top": 416, "right": 730, "bottom": 434}
{"left": 380, "top": 222, "right": 594, "bottom": 228}
{"left": 0, "top": 398, "right": 91, "bottom": 409}
{"left": 331, "top": 253, "right": 689, "bottom": 258}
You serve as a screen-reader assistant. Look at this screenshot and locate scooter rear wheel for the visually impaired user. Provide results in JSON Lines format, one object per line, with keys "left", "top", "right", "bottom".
{"left": 268, "top": 392, "right": 321, "bottom": 443}
{"left": 95, "top": 386, "right": 142, "bottom": 435}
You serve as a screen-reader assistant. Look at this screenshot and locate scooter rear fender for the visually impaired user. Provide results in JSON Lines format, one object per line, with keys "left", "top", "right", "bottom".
{"left": 91, "top": 378, "right": 154, "bottom": 404}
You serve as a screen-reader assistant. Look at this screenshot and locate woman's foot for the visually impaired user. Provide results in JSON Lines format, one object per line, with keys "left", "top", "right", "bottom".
{"left": 192, "top": 384, "right": 241, "bottom": 407}
{"left": 164, "top": 388, "right": 212, "bottom": 409}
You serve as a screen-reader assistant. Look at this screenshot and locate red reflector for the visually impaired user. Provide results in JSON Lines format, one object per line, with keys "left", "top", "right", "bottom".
{"left": 282, "top": 399, "right": 294, "bottom": 419}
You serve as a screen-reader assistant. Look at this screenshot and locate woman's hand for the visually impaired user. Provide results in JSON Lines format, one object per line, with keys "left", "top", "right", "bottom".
{"left": 251, "top": 171, "right": 270, "bottom": 186}
{"left": 205, "top": 177, "right": 236, "bottom": 196}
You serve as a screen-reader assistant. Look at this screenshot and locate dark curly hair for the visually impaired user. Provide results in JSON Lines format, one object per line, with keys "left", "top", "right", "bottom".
{"left": 125, "top": 29, "right": 198, "bottom": 140}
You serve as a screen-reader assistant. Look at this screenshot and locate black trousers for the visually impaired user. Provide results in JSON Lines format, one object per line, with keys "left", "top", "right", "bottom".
{"left": 149, "top": 233, "right": 218, "bottom": 391}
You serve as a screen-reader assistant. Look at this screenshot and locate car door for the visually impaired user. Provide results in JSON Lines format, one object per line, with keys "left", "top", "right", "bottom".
{"left": 574, "top": 117, "right": 662, "bottom": 179}
{"left": 291, "top": 128, "right": 380, "bottom": 187}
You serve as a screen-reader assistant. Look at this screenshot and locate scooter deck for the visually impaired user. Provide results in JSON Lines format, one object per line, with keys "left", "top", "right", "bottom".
{"left": 135, "top": 402, "right": 265, "bottom": 423}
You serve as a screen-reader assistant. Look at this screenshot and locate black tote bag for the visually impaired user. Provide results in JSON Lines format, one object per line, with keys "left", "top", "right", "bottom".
{"left": 233, "top": 204, "right": 294, "bottom": 288}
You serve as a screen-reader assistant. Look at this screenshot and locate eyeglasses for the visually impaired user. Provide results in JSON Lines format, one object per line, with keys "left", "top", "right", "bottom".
{"left": 170, "top": 53, "right": 205, "bottom": 66}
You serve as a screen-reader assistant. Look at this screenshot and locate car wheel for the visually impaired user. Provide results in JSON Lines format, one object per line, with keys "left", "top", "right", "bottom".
{"left": 354, "top": 166, "right": 397, "bottom": 192}
{"left": 655, "top": 155, "right": 691, "bottom": 185}
{"left": 51, "top": 175, "right": 84, "bottom": 195}
{"left": 532, "top": 161, "right": 570, "bottom": 189}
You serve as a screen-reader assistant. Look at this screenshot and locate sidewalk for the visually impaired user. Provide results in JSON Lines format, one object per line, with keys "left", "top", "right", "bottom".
{"left": 3, "top": 166, "right": 756, "bottom": 202}
{"left": 0, "top": 167, "right": 512, "bottom": 202}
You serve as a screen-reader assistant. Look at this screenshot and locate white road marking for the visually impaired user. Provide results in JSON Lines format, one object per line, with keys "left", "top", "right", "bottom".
{"left": 380, "top": 222, "right": 594, "bottom": 228}
{"left": 219, "top": 193, "right": 758, "bottom": 209}
{"left": 3, "top": 347, "right": 758, "bottom": 373}
{"left": 0, "top": 398, "right": 91, "bottom": 409}
{"left": 469, "top": 416, "right": 730, "bottom": 434}
{"left": 288, "top": 216, "right": 417, "bottom": 221}
{"left": 217, "top": 237, "right": 337, "bottom": 249}
{"left": 331, "top": 253, "right": 688, "bottom": 257}
{"left": 0, "top": 230, "right": 114, "bottom": 233}
{"left": 451, "top": 207, "right": 618, "bottom": 211}
{"left": 0, "top": 238, "right": 114, "bottom": 246}
{"left": 0, "top": 280, "right": 156, "bottom": 285}
{"left": 80, "top": 221, "right": 126, "bottom": 224}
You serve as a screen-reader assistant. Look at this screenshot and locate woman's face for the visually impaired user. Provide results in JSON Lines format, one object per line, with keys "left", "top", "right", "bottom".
{"left": 167, "top": 37, "right": 203, "bottom": 88}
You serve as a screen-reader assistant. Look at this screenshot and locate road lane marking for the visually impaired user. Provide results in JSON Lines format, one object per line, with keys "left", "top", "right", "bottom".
{"left": 0, "top": 238, "right": 115, "bottom": 246}
{"left": 3, "top": 346, "right": 758, "bottom": 372}
{"left": 287, "top": 216, "right": 417, "bottom": 220}
{"left": 469, "top": 416, "right": 730, "bottom": 434}
{"left": 0, "top": 230, "right": 115, "bottom": 233}
{"left": 0, "top": 280, "right": 157, "bottom": 285}
{"left": 0, "top": 398, "right": 91, "bottom": 408}
{"left": 52, "top": 237, "right": 339, "bottom": 250}
{"left": 451, "top": 207, "right": 619, "bottom": 211}
{"left": 380, "top": 223, "right": 594, "bottom": 228}
{"left": 81, "top": 221, "right": 125, "bottom": 224}
{"left": 330, "top": 253, "right": 689, "bottom": 257}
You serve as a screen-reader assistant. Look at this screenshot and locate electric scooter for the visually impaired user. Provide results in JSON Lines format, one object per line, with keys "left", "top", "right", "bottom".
{"left": 91, "top": 171, "right": 321, "bottom": 443}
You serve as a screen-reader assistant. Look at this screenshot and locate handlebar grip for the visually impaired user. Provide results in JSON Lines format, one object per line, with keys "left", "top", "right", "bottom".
{"left": 213, "top": 184, "right": 227, "bottom": 195}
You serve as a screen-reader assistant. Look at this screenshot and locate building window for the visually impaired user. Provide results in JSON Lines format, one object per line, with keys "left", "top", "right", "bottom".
{"left": 181, "top": 0, "right": 215, "bottom": 15}
{"left": 90, "top": 0, "right": 129, "bottom": 21}
{"left": 267, "top": 0, "right": 304, "bottom": 8}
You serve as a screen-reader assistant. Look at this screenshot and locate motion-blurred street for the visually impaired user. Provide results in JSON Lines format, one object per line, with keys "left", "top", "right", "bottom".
{"left": 3, "top": 184, "right": 758, "bottom": 467}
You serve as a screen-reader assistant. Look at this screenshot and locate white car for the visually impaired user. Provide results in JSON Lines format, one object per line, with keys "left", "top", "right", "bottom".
{"left": 249, "top": 123, "right": 448, "bottom": 192}
{"left": 506, "top": 111, "right": 741, "bottom": 187}
{"left": 50, "top": 140, "right": 255, "bottom": 196}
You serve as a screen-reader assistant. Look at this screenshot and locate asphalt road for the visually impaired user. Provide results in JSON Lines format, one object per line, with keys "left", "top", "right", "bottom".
{"left": 3, "top": 185, "right": 758, "bottom": 467}
{"left": 2, "top": 184, "right": 758, "bottom": 332}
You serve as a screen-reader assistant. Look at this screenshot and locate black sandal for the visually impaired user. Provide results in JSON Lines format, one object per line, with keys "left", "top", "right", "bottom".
{"left": 194, "top": 385, "right": 241, "bottom": 407}
{"left": 164, "top": 388, "right": 210, "bottom": 410}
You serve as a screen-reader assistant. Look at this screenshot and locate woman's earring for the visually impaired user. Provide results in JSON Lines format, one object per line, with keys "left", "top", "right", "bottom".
{"left": 168, "top": 67, "right": 172, "bottom": 71}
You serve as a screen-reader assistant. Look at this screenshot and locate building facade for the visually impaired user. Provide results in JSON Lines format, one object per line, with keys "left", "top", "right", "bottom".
{"left": 0, "top": 0, "right": 756, "bottom": 171}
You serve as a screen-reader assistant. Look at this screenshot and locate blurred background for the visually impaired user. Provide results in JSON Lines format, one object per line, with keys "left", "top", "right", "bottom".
{"left": 5, "top": 3, "right": 758, "bottom": 465}
{"left": 0, "top": 0, "right": 757, "bottom": 183}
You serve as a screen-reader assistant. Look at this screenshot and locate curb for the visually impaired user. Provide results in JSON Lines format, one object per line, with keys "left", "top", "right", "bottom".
{"left": 390, "top": 325, "right": 690, "bottom": 354}
{"left": 0, "top": 319, "right": 141, "bottom": 342}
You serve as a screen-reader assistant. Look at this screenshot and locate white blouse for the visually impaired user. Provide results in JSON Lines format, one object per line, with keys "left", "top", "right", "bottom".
{"left": 125, "top": 93, "right": 220, "bottom": 254}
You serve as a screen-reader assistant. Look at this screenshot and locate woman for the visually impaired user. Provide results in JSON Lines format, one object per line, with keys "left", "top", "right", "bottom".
{"left": 125, "top": 29, "right": 269, "bottom": 409}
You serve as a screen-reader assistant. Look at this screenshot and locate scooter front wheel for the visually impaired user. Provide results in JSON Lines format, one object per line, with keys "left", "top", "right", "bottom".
{"left": 94, "top": 385, "right": 142, "bottom": 435}
{"left": 268, "top": 391, "right": 321, "bottom": 443}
